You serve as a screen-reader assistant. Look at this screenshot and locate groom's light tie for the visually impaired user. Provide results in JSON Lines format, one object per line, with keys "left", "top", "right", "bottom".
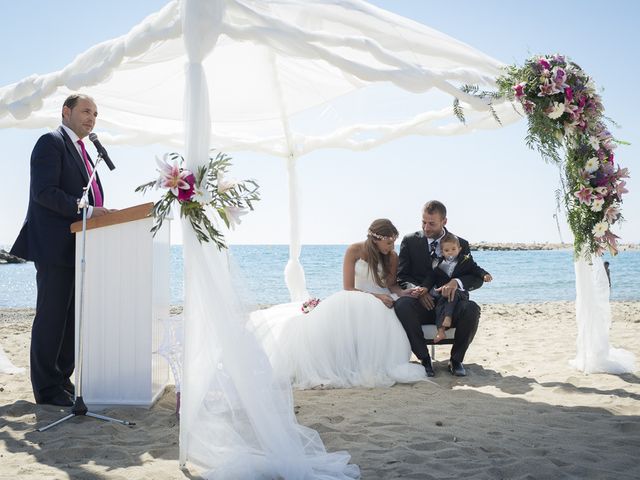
{"left": 430, "top": 240, "right": 441, "bottom": 268}
{"left": 77, "top": 139, "right": 103, "bottom": 207}
{"left": 430, "top": 240, "right": 438, "bottom": 260}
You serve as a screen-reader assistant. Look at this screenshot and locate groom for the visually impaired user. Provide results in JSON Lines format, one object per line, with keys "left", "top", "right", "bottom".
{"left": 394, "top": 200, "right": 483, "bottom": 377}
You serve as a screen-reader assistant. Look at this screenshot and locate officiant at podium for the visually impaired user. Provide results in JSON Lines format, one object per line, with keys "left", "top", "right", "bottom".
{"left": 11, "top": 93, "right": 115, "bottom": 406}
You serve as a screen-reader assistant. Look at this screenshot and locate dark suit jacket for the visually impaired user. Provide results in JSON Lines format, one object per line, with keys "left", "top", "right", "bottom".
{"left": 11, "top": 127, "right": 104, "bottom": 267}
{"left": 397, "top": 229, "right": 484, "bottom": 292}
{"left": 432, "top": 253, "right": 489, "bottom": 289}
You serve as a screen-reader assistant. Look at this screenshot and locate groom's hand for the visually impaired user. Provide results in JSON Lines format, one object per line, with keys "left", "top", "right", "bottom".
{"left": 436, "top": 280, "right": 459, "bottom": 302}
{"left": 419, "top": 292, "right": 435, "bottom": 310}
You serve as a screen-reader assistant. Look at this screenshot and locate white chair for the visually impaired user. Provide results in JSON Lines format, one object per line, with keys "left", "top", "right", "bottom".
{"left": 421, "top": 325, "right": 456, "bottom": 360}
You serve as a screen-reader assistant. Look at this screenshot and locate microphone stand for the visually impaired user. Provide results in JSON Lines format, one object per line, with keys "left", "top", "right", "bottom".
{"left": 38, "top": 152, "right": 134, "bottom": 432}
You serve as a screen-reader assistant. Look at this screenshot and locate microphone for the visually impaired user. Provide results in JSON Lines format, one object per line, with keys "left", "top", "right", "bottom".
{"left": 88, "top": 133, "right": 116, "bottom": 171}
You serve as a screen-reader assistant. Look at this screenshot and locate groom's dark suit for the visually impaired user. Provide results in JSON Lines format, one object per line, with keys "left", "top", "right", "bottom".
{"left": 11, "top": 126, "right": 104, "bottom": 402}
{"left": 394, "top": 230, "right": 482, "bottom": 364}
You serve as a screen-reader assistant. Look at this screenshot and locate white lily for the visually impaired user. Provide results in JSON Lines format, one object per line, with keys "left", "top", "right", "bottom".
{"left": 223, "top": 206, "right": 248, "bottom": 229}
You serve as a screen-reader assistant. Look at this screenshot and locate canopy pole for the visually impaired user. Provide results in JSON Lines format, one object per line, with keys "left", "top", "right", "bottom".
{"left": 267, "top": 48, "right": 309, "bottom": 301}
{"left": 284, "top": 153, "right": 309, "bottom": 301}
{"left": 178, "top": 0, "right": 224, "bottom": 467}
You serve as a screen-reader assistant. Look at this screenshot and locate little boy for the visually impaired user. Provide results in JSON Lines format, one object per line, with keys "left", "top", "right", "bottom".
{"left": 431, "top": 233, "right": 492, "bottom": 343}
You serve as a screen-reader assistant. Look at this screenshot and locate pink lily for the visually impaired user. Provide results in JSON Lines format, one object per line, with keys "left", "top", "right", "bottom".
{"left": 615, "top": 180, "right": 629, "bottom": 196}
{"left": 604, "top": 204, "right": 620, "bottom": 223}
{"left": 156, "top": 156, "right": 193, "bottom": 196}
{"left": 575, "top": 187, "right": 593, "bottom": 204}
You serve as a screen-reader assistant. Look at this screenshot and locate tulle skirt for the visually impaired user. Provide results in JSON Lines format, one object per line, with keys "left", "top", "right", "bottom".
{"left": 251, "top": 291, "right": 427, "bottom": 389}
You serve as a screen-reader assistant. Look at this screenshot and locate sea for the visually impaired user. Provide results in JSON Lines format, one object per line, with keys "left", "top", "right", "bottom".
{"left": 1, "top": 245, "right": 638, "bottom": 308}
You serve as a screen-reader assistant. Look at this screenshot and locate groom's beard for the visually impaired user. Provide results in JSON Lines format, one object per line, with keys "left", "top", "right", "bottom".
{"left": 425, "top": 229, "right": 445, "bottom": 240}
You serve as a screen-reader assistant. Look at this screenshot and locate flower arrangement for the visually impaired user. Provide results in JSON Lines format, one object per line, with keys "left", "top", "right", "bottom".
{"left": 301, "top": 298, "right": 321, "bottom": 314}
{"left": 136, "top": 152, "right": 260, "bottom": 249}
{"left": 456, "top": 54, "right": 629, "bottom": 257}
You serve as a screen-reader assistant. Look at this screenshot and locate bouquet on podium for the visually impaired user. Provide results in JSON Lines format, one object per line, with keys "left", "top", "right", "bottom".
{"left": 136, "top": 152, "right": 260, "bottom": 249}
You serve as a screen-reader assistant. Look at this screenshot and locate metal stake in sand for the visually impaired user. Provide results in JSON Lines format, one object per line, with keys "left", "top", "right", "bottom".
{"left": 37, "top": 152, "right": 134, "bottom": 432}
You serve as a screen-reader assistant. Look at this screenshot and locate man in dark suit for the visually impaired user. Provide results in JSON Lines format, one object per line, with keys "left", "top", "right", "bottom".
{"left": 11, "top": 94, "right": 112, "bottom": 406}
{"left": 394, "top": 200, "right": 483, "bottom": 377}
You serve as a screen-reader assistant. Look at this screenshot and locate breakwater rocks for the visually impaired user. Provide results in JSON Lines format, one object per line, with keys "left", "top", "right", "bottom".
{"left": 0, "top": 249, "right": 26, "bottom": 264}
{"left": 470, "top": 242, "right": 640, "bottom": 251}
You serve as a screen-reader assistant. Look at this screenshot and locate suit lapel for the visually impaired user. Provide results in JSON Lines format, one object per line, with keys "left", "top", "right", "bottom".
{"left": 58, "top": 126, "right": 89, "bottom": 185}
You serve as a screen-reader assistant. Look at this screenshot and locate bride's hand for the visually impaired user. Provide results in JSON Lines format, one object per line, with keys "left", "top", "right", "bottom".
{"left": 404, "top": 287, "right": 425, "bottom": 298}
{"left": 374, "top": 293, "right": 395, "bottom": 308}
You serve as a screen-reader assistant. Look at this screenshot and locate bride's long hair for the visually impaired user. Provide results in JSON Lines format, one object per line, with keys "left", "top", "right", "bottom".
{"left": 365, "top": 218, "right": 399, "bottom": 288}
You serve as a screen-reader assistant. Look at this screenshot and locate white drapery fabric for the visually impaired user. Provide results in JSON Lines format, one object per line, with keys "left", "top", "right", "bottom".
{"left": 571, "top": 257, "right": 635, "bottom": 374}
{"left": 178, "top": 1, "right": 357, "bottom": 477}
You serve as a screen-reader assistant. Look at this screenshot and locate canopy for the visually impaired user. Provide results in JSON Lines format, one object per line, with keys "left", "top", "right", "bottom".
{"left": 0, "top": 0, "right": 520, "bottom": 299}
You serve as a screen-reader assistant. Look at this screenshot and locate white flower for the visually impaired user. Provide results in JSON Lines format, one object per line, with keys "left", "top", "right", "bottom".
{"left": 223, "top": 206, "right": 248, "bottom": 229}
{"left": 547, "top": 101, "right": 565, "bottom": 119}
{"left": 592, "top": 221, "right": 608, "bottom": 238}
{"left": 591, "top": 197, "right": 604, "bottom": 212}
{"left": 588, "top": 136, "right": 600, "bottom": 151}
{"left": 217, "top": 173, "right": 239, "bottom": 194}
{"left": 595, "top": 186, "right": 608, "bottom": 196}
{"left": 192, "top": 184, "right": 212, "bottom": 205}
{"left": 584, "top": 157, "right": 599, "bottom": 174}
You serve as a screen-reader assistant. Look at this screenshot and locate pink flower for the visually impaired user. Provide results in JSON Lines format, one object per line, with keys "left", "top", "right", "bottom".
{"left": 156, "top": 156, "right": 194, "bottom": 196}
{"left": 538, "top": 81, "right": 556, "bottom": 96}
{"left": 616, "top": 167, "right": 630, "bottom": 179}
{"left": 604, "top": 204, "right": 620, "bottom": 223}
{"left": 615, "top": 180, "right": 628, "bottom": 197}
{"left": 177, "top": 172, "right": 196, "bottom": 202}
{"left": 564, "top": 87, "right": 574, "bottom": 103}
{"left": 603, "top": 230, "right": 620, "bottom": 255}
{"left": 514, "top": 82, "right": 526, "bottom": 100}
{"left": 523, "top": 100, "right": 535, "bottom": 114}
{"left": 538, "top": 58, "right": 551, "bottom": 70}
{"left": 575, "top": 187, "right": 593, "bottom": 204}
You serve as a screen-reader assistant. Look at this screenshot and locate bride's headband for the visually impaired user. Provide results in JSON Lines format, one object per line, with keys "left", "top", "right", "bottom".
{"left": 368, "top": 230, "right": 397, "bottom": 241}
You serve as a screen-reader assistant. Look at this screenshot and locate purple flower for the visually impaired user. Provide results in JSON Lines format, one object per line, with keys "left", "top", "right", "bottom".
{"left": 552, "top": 67, "right": 568, "bottom": 90}
{"left": 538, "top": 58, "right": 551, "bottom": 70}
{"left": 177, "top": 173, "right": 196, "bottom": 202}
{"left": 564, "top": 87, "right": 573, "bottom": 103}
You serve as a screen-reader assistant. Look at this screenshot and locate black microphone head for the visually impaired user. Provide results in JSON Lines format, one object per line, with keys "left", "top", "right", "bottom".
{"left": 88, "top": 133, "right": 98, "bottom": 142}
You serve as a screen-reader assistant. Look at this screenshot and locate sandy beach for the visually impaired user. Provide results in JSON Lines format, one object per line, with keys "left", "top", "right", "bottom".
{"left": 1, "top": 302, "right": 639, "bottom": 479}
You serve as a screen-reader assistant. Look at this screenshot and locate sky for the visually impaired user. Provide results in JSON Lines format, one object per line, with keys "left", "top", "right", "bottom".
{"left": 1, "top": 0, "right": 638, "bottom": 247}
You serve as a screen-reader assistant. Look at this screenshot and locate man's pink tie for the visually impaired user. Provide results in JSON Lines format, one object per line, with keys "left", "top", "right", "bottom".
{"left": 77, "top": 139, "right": 103, "bottom": 207}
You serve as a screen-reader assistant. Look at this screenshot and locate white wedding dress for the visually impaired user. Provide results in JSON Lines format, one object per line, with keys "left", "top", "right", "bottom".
{"left": 251, "top": 259, "right": 427, "bottom": 389}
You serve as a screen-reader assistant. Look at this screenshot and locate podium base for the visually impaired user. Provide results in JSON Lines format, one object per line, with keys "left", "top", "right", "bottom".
{"left": 37, "top": 396, "right": 135, "bottom": 432}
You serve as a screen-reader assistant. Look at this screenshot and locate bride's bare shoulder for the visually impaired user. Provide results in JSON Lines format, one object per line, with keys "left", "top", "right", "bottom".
{"left": 345, "top": 242, "right": 366, "bottom": 260}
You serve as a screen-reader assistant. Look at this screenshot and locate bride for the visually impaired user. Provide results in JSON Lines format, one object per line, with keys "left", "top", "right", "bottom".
{"left": 251, "top": 219, "right": 428, "bottom": 388}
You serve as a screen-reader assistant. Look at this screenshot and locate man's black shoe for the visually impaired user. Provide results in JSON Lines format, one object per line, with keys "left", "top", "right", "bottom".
{"left": 62, "top": 378, "right": 75, "bottom": 396}
{"left": 421, "top": 357, "right": 435, "bottom": 377}
{"left": 36, "top": 390, "right": 73, "bottom": 407}
{"left": 448, "top": 359, "right": 466, "bottom": 377}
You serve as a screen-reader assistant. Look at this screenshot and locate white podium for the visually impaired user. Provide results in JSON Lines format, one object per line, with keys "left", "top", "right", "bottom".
{"left": 71, "top": 203, "right": 170, "bottom": 408}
